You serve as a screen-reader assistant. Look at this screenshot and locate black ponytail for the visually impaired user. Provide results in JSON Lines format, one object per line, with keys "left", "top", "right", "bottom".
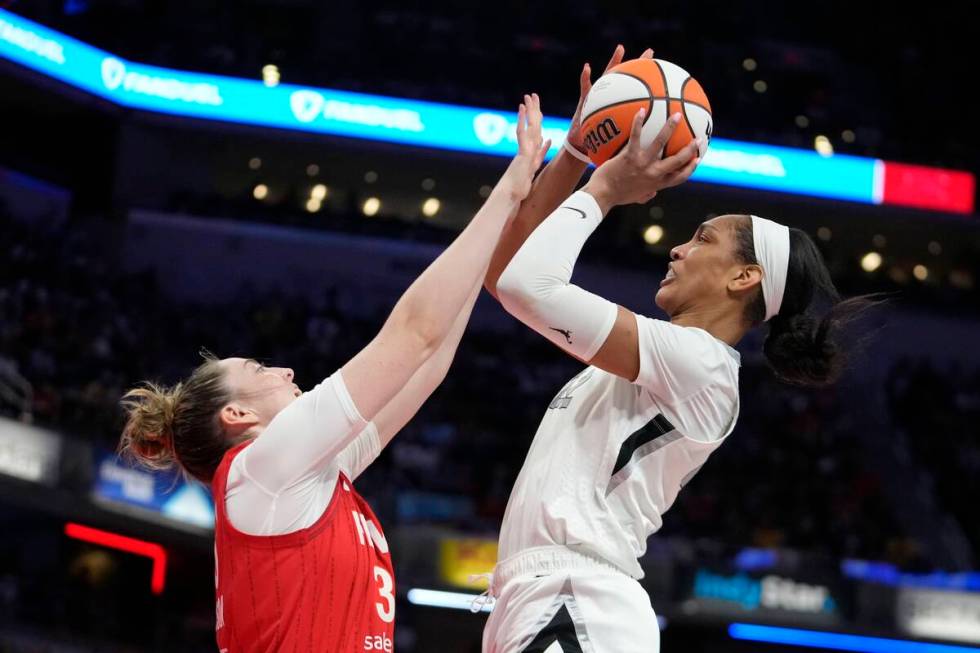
{"left": 735, "top": 218, "right": 877, "bottom": 387}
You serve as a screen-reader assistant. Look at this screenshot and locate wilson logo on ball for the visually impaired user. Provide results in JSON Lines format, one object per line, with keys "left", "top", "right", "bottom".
{"left": 583, "top": 118, "right": 622, "bottom": 155}
{"left": 579, "top": 58, "right": 713, "bottom": 165}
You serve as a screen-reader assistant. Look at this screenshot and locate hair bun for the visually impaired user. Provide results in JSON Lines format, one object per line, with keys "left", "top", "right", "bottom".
{"left": 119, "top": 382, "right": 182, "bottom": 470}
{"left": 764, "top": 313, "right": 838, "bottom": 386}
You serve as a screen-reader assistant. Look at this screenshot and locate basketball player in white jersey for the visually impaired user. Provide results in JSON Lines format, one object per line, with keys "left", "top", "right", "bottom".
{"left": 481, "top": 48, "right": 871, "bottom": 652}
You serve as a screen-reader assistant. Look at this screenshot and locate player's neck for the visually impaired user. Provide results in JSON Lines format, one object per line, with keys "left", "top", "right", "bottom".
{"left": 670, "top": 306, "right": 748, "bottom": 347}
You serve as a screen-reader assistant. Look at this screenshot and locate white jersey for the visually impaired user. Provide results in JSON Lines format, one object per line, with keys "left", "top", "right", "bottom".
{"left": 497, "top": 316, "right": 740, "bottom": 579}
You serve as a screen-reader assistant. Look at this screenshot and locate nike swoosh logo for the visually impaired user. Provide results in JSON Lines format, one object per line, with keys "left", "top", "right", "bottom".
{"left": 549, "top": 327, "right": 573, "bottom": 344}
{"left": 562, "top": 207, "right": 586, "bottom": 219}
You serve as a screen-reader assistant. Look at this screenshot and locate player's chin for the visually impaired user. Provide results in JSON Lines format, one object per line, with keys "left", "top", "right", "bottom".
{"left": 654, "top": 286, "right": 675, "bottom": 315}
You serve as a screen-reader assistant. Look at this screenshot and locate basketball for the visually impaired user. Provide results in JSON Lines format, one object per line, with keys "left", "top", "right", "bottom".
{"left": 580, "top": 58, "right": 713, "bottom": 166}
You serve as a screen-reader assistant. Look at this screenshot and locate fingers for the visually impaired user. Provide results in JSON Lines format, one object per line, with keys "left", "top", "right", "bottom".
{"left": 659, "top": 138, "right": 700, "bottom": 173}
{"left": 529, "top": 93, "right": 542, "bottom": 120}
{"left": 663, "top": 153, "right": 701, "bottom": 188}
{"left": 625, "top": 108, "right": 648, "bottom": 158}
{"left": 649, "top": 113, "right": 682, "bottom": 158}
{"left": 603, "top": 44, "right": 625, "bottom": 73}
{"left": 534, "top": 138, "right": 552, "bottom": 169}
{"left": 580, "top": 46, "right": 653, "bottom": 116}
{"left": 673, "top": 154, "right": 700, "bottom": 185}
{"left": 517, "top": 94, "right": 545, "bottom": 155}
{"left": 579, "top": 62, "right": 592, "bottom": 99}
{"left": 526, "top": 93, "right": 543, "bottom": 137}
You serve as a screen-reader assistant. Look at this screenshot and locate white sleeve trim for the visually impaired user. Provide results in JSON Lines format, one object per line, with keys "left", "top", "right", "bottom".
{"left": 361, "top": 420, "right": 381, "bottom": 453}
{"left": 574, "top": 188, "right": 602, "bottom": 216}
{"left": 563, "top": 140, "right": 593, "bottom": 165}
{"left": 586, "top": 301, "right": 619, "bottom": 360}
{"left": 332, "top": 370, "right": 366, "bottom": 424}
{"left": 337, "top": 421, "right": 382, "bottom": 481}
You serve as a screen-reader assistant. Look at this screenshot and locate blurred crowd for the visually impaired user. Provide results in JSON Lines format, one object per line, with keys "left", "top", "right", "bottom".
{"left": 4, "top": 206, "right": 974, "bottom": 568}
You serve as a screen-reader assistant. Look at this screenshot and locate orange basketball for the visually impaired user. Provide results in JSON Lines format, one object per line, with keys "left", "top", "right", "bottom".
{"left": 579, "top": 58, "right": 713, "bottom": 166}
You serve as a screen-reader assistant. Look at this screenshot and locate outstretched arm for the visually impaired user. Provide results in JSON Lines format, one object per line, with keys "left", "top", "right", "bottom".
{"left": 341, "top": 99, "right": 550, "bottom": 423}
{"left": 335, "top": 275, "right": 484, "bottom": 480}
{"left": 242, "top": 98, "right": 550, "bottom": 491}
{"left": 371, "top": 274, "right": 483, "bottom": 446}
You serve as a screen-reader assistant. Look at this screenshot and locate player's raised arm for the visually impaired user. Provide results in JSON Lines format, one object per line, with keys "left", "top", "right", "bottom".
{"left": 496, "top": 108, "right": 700, "bottom": 379}
{"left": 339, "top": 97, "right": 550, "bottom": 422}
{"left": 485, "top": 46, "right": 653, "bottom": 298}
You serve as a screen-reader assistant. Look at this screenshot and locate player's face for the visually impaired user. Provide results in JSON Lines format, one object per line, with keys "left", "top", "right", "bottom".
{"left": 220, "top": 357, "right": 301, "bottom": 426}
{"left": 655, "top": 215, "right": 745, "bottom": 317}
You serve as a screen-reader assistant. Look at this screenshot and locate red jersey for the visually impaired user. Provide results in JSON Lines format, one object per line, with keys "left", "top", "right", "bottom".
{"left": 212, "top": 442, "right": 395, "bottom": 652}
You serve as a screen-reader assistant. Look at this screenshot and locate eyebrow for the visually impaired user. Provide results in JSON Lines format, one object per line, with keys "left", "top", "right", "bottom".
{"left": 243, "top": 358, "right": 260, "bottom": 370}
{"left": 698, "top": 223, "right": 719, "bottom": 234}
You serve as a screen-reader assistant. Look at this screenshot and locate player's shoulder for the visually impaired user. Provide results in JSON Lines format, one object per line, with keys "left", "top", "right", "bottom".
{"left": 632, "top": 313, "right": 739, "bottom": 398}
{"left": 634, "top": 314, "right": 734, "bottom": 361}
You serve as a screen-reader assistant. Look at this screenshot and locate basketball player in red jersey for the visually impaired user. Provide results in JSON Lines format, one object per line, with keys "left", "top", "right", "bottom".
{"left": 118, "top": 97, "right": 550, "bottom": 652}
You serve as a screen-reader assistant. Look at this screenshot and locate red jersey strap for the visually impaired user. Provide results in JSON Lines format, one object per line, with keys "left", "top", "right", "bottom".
{"left": 211, "top": 439, "right": 348, "bottom": 548}
{"left": 211, "top": 440, "right": 252, "bottom": 520}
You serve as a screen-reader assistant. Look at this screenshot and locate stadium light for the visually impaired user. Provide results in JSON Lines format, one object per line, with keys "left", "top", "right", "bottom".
{"left": 643, "top": 225, "right": 664, "bottom": 245}
{"left": 861, "top": 252, "right": 882, "bottom": 272}
{"left": 362, "top": 197, "right": 381, "bottom": 216}
{"left": 422, "top": 197, "right": 441, "bottom": 217}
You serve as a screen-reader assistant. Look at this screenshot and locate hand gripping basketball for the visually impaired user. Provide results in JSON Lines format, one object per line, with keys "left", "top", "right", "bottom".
{"left": 584, "top": 111, "right": 701, "bottom": 210}
{"left": 580, "top": 57, "right": 713, "bottom": 166}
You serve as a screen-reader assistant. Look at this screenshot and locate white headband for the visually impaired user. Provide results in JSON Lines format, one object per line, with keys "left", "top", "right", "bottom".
{"left": 751, "top": 215, "right": 791, "bottom": 322}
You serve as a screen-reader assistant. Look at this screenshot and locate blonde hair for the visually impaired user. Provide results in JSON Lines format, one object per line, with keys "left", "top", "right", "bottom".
{"left": 119, "top": 351, "right": 233, "bottom": 483}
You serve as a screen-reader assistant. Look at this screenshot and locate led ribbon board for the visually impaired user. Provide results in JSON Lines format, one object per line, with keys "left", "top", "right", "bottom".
{"left": 1, "top": 9, "right": 973, "bottom": 213}
{"left": 729, "top": 623, "right": 980, "bottom": 653}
